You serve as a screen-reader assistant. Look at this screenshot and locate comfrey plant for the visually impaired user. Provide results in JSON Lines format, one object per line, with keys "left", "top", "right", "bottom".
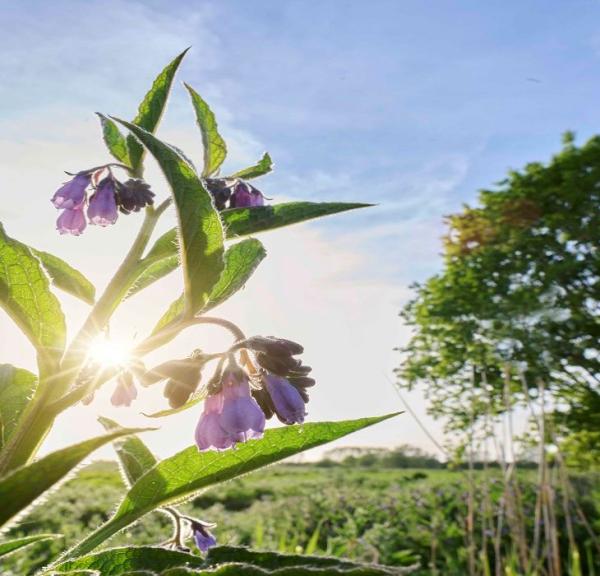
{"left": 0, "top": 50, "right": 401, "bottom": 575}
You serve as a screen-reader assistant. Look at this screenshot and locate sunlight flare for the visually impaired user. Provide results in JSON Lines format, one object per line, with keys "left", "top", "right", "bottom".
{"left": 88, "top": 335, "right": 132, "bottom": 368}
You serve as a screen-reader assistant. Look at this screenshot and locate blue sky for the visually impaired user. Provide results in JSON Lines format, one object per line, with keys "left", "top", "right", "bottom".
{"left": 1, "top": 0, "right": 600, "bottom": 459}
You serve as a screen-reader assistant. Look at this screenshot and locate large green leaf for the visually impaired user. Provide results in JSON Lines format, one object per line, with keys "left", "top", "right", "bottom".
{"left": 115, "top": 120, "right": 225, "bottom": 315}
{"left": 62, "top": 414, "right": 399, "bottom": 559}
{"left": 0, "top": 533, "right": 60, "bottom": 558}
{"left": 127, "top": 49, "right": 189, "bottom": 173}
{"left": 0, "top": 427, "right": 153, "bottom": 527}
{"left": 98, "top": 417, "right": 157, "bottom": 486}
{"left": 52, "top": 548, "right": 204, "bottom": 575}
{"left": 0, "top": 364, "right": 37, "bottom": 449}
{"left": 152, "top": 238, "right": 266, "bottom": 334}
{"left": 0, "top": 224, "right": 66, "bottom": 361}
{"left": 228, "top": 152, "right": 273, "bottom": 180}
{"left": 96, "top": 114, "right": 131, "bottom": 166}
{"left": 221, "top": 202, "right": 372, "bottom": 237}
{"left": 127, "top": 202, "right": 370, "bottom": 297}
{"left": 205, "top": 546, "right": 409, "bottom": 574}
{"left": 31, "top": 249, "right": 95, "bottom": 305}
{"left": 184, "top": 84, "right": 227, "bottom": 177}
{"left": 52, "top": 546, "right": 406, "bottom": 575}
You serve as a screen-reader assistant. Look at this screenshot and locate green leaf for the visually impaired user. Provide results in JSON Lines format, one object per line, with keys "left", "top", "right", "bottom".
{"left": 128, "top": 202, "right": 370, "bottom": 296}
{"left": 52, "top": 548, "right": 205, "bottom": 575}
{"left": 205, "top": 546, "right": 409, "bottom": 575}
{"left": 114, "top": 119, "right": 225, "bottom": 315}
{"left": 222, "top": 202, "right": 372, "bottom": 238}
{"left": 62, "top": 414, "right": 399, "bottom": 559}
{"left": 96, "top": 113, "right": 131, "bottom": 166}
{"left": 98, "top": 417, "right": 157, "bottom": 486}
{"left": 228, "top": 152, "right": 273, "bottom": 180}
{"left": 128, "top": 256, "right": 179, "bottom": 299}
{"left": 31, "top": 249, "right": 95, "bottom": 305}
{"left": 0, "top": 364, "right": 37, "bottom": 449}
{"left": 127, "top": 48, "right": 189, "bottom": 172}
{"left": 152, "top": 238, "right": 266, "bottom": 334}
{"left": 0, "top": 427, "right": 153, "bottom": 527}
{"left": 184, "top": 83, "right": 227, "bottom": 177}
{"left": 0, "top": 533, "right": 60, "bottom": 558}
{"left": 0, "top": 223, "right": 66, "bottom": 361}
{"left": 52, "top": 546, "right": 404, "bottom": 576}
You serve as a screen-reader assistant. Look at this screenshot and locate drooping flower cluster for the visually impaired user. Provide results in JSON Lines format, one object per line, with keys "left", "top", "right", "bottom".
{"left": 204, "top": 178, "right": 266, "bottom": 211}
{"left": 193, "top": 336, "right": 313, "bottom": 451}
{"left": 51, "top": 168, "right": 154, "bottom": 235}
{"left": 195, "top": 364, "right": 265, "bottom": 451}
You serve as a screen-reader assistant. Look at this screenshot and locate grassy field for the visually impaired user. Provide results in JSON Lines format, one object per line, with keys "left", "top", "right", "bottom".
{"left": 3, "top": 461, "right": 599, "bottom": 575}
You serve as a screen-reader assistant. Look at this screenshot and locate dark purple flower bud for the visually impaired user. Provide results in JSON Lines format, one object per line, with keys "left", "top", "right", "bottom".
{"left": 191, "top": 521, "right": 217, "bottom": 553}
{"left": 264, "top": 374, "right": 306, "bottom": 424}
{"left": 204, "top": 178, "right": 232, "bottom": 211}
{"left": 110, "top": 372, "right": 137, "bottom": 407}
{"left": 57, "top": 206, "right": 87, "bottom": 236}
{"left": 255, "top": 352, "right": 302, "bottom": 376}
{"left": 229, "top": 181, "right": 265, "bottom": 208}
{"left": 115, "top": 179, "right": 155, "bottom": 214}
{"left": 51, "top": 172, "right": 91, "bottom": 209}
{"left": 244, "top": 336, "right": 304, "bottom": 357}
{"left": 219, "top": 369, "right": 265, "bottom": 442}
{"left": 195, "top": 392, "right": 234, "bottom": 451}
{"left": 287, "top": 376, "right": 316, "bottom": 388}
{"left": 288, "top": 365, "right": 313, "bottom": 376}
{"left": 88, "top": 177, "right": 118, "bottom": 226}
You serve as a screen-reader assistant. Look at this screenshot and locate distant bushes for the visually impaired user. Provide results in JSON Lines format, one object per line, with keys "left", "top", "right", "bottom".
{"left": 316, "top": 445, "right": 538, "bottom": 470}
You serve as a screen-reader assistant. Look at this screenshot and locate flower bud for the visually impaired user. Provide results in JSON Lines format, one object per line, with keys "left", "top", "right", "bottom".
{"left": 244, "top": 336, "right": 304, "bottom": 356}
{"left": 115, "top": 179, "right": 155, "bottom": 214}
{"left": 255, "top": 352, "right": 302, "bottom": 376}
{"left": 204, "top": 178, "right": 232, "bottom": 211}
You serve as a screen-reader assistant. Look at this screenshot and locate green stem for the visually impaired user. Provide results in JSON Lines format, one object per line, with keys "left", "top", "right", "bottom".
{"left": 57, "top": 207, "right": 161, "bottom": 398}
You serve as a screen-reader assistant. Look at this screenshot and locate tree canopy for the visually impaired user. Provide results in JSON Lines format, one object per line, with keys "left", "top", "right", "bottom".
{"left": 397, "top": 133, "right": 600, "bottom": 453}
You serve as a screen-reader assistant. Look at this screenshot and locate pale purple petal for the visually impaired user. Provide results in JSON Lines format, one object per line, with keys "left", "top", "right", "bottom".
{"left": 51, "top": 173, "right": 90, "bottom": 209}
{"left": 57, "top": 206, "right": 87, "bottom": 236}
{"left": 219, "top": 379, "right": 265, "bottom": 439}
{"left": 88, "top": 178, "right": 118, "bottom": 226}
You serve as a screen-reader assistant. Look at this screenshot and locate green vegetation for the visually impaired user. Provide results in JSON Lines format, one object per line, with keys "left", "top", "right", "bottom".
{"left": 2, "top": 457, "right": 598, "bottom": 575}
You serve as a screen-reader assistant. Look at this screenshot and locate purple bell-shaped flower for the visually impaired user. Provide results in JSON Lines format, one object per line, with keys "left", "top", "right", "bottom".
{"left": 51, "top": 172, "right": 91, "bottom": 209}
{"left": 88, "top": 177, "right": 118, "bottom": 226}
{"left": 56, "top": 205, "right": 87, "bottom": 236}
{"left": 264, "top": 374, "right": 306, "bottom": 424}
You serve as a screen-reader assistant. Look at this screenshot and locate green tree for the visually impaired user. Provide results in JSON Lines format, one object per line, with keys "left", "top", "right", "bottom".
{"left": 397, "top": 133, "right": 600, "bottom": 458}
